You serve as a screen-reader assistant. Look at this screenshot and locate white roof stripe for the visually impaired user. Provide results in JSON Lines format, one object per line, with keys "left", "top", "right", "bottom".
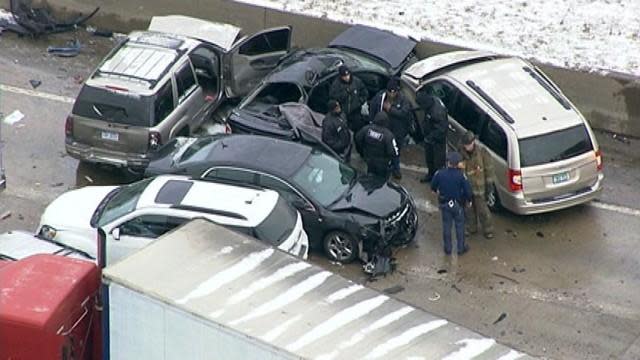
{"left": 338, "top": 306, "right": 415, "bottom": 349}
{"left": 227, "top": 262, "right": 312, "bottom": 305}
{"left": 325, "top": 284, "right": 364, "bottom": 304}
{"left": 364, "top": 320, "right": 448, "bottom": 359}
{"left": 177, "top": 248, "right": 274, "bottom": 304}
{"left": 261, "top": 314, "right": 303, "bottom": 343}
{"left": 229, "top": 271, "right": 333, "bottom": 326}
{"left": 286, "top": 295, "right": 389, "bottom": 352}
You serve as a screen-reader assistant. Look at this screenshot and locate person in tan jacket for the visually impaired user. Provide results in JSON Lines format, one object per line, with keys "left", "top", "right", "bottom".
{"left": 459, "top": 131, "right": 494, "bottom": 239}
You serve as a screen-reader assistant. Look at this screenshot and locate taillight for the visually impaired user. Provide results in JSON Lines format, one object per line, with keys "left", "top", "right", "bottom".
{"left": 508, "top": 168, "right": 523, "bottom": 192}
{"left": 225, "top": 123, "right": 232, "bottom": 134}
{"left": 595, "top": 149, "right": 603, "bottom": 171}
{"left": 65, "top": 115, "right": 74, "bottom": 137}
{"left": 149, "top": 131, "right": 162, "bottom": 150}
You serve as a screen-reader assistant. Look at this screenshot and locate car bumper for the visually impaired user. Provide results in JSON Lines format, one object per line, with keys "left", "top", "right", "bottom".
{"left": 66, "top": 140, "right": 149, "bottom": 169}
{"left": 502, "top": 173, "right": 604, "bottom": 215}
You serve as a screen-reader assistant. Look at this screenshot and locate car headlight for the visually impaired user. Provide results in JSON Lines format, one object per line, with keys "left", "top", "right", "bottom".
{"left": 39, "top": 225, "right": 57, "bottom": 240}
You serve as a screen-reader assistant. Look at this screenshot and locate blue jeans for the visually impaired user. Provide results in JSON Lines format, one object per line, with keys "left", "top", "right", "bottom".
{"left": 440, "top": 202, "right": 465, "bottom": 254}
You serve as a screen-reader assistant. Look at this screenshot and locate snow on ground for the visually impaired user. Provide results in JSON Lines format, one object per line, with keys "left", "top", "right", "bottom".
{"left": 238, "top": 0, "right": 640, "bottom": 77}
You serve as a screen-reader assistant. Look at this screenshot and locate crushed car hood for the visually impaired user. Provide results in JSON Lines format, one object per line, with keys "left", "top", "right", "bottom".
{"left": 329, "top": 177, "right": 406, "bottom": 218}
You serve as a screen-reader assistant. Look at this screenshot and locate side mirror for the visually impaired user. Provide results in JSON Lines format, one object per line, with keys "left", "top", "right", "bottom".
{"left": 112, "top": 227, "right": 121, "bottom": 241}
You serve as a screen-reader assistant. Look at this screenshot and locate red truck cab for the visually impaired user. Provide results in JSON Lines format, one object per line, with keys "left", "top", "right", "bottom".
{"left": 0, "top": 254, "right": 101, "bottom": 359}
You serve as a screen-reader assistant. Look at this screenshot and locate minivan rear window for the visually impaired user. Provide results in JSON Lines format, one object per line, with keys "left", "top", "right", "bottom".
{"left": 519, "top": 124, "right": 593, "bottom": 167}
{"left": 72, "top": 85, "right": 153, "bottom": 127}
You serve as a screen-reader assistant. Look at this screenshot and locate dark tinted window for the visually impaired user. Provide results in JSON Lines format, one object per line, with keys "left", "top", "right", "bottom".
{"left": 254, "top": 197, "right": 297, "bottom": 245}
{"left": 421, "top": 80, "right": 457, "bottom": 110}
{"left": 176, "top": 62, "right": 197, "bottom": 101}
{"left": 190, "top": 46, "right": 219, "bottom": 78}
{"left": 239, "top": 29, "right": 289, "bottom": 56}
{"left": 448, "top": 92, "right": 487, "bottom": 135}
{"left": 259, "top": 174, "right": 305, "bottom": 204}
{"left": 308, "top": 76, "right": 335, "bottom": 114}
{"left": 480, "top": 120, "right": 508, "bottom": 160}
{"left": 120, "top": 215, "right": 187, "bottom": 238}
{"left": 154, "top": 81, "right": 175, "bottom": 125}
{"left": 205, "top": 168, "right": 257, "bottom": 185}
{"left": 73, "top": 85, "right": 153, "bottom": 127}
{"left": 519, "top": 124, "right": 593, "bottom": 167}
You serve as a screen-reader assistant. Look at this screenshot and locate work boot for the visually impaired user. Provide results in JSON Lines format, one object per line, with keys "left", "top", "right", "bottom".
{"left": 457, "top": 245, "right": 469, "bottom": 256}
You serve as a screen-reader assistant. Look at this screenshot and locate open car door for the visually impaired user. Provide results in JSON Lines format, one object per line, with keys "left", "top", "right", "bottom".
{"left": 225, "top": 26, "right": 291, "bottom": 99}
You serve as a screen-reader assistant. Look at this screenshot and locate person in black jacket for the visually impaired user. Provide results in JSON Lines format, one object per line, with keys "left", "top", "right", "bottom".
{"left": 355, "top": 112, "right": 399, "bottom": 179}
{"left": 322, "top": 100, "right": 352, "bottom": 162}
{"left": 369, "top": 78, "right": 413, "bottom": 179}
{"left": 329, "top": 65, "right": 369, "bottom": 133}
{"left": 431, "top": 152, "right": 473, "bottom": 255}
{"left": 417, "top": 91, "right": 448, "bottom": 183}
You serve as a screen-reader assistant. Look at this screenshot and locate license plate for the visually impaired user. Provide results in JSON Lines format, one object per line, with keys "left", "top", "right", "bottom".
{"left": 552, "top": 171, "right": 570, "bottom": 184}
{"left": 101, "top": 131, "right": 119, "bottom": 141}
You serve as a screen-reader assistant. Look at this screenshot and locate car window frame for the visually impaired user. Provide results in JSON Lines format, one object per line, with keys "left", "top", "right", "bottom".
{"left": 117, "top": 213, "right": 188, "bottom": 238}
{"left": 479, "top": 118, "right": 509, "bottom": 160}
{"left": 174, "top": 60, "right": 198, "bottom": 104}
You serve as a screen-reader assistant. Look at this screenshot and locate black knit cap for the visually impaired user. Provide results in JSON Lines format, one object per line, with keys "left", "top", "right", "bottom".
{"left": 338, "top": 65, "right": 350, "bottom": 76}
{"left": 327, "top": 99, "right": 340, "bottom": 112}
{"left": 387, "top": 77, "right": 400, "bottom": 91}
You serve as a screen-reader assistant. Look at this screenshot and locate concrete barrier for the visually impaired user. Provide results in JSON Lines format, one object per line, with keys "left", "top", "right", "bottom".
{"left": 5, "top": 0, "right": 639, "bottom": 137}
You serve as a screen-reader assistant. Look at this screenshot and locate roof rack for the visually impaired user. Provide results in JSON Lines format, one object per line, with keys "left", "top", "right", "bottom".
{"left": 92, "top": 37, "right": 185, "bottom": 89}
{"left": 171, "top": 205, "right": 248, "bottom": 221}
{"left": 466, "top": 80, "right": 515, "bottom": 124}
{"left": 522, "top": 66, "right": 571, "bottom": 110}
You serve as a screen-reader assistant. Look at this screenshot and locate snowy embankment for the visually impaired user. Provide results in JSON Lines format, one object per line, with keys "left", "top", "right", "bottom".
{"left": 239, "top": 0, "right": 640, "bottom": 77}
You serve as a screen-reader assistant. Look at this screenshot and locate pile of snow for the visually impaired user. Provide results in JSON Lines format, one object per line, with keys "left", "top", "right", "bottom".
{"left": 239, "top": 0, "right": 640, "bottom": 77}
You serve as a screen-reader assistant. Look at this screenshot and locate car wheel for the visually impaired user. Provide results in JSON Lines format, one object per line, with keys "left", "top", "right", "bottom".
{"left": 486, "top": 184, "right": 502, "bottom": 212}
{"left": 323, "top": 231, "right": 359, "bottom": 263}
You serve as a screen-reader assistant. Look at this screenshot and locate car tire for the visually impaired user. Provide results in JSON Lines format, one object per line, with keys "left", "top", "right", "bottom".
{"left": 323, "top": 231, "right": 359, "bottom": 263}
{"left": 486, "top": 184, "right": 502, "bottom": 212}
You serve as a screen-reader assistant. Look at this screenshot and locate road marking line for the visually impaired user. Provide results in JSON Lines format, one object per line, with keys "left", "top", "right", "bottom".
{"left": 0, "top": 84, "right": 75, "bottom": 104}
{"left": 589, "top": 201, "right": 640, "bottom": 217}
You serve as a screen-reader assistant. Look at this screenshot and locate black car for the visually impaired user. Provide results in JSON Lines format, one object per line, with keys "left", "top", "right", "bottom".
{"left": 145, "top": 135, "right": 418, "bottom": 263}
{"left": 227, "top": 25, "right": 417, "bottom": 144}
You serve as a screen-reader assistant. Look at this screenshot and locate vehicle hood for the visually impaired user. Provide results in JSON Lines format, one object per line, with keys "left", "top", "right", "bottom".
{"left": 329, "top": 176, "right": 407, "bottom": 218}
{"left": 148, "top": 15, "right": 241, "bottom": 51}
{"left": 41, "top": 186, "right": 118, "bottom": 231}
{"left": 329, "top": 25, "right": 416, "bottom": 71}
{"left": 0, "top": 231, "right": 92, "bottom": 261}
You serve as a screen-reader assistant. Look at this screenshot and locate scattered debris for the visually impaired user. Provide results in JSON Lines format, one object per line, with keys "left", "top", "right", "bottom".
{"left": 51, "top": 182, "right": 64, "bottom": 187}
{"left": 428, "top": 292, "right": 440, "bottom": 301}
{"left": 612, "top": 133, "right": 631, "bottom": 145}
{"left": 383, "top": 285, "right": 405, "bottom": 295}
{"left": 511, "top": 266, "right": 526, "bottom": 273}
{"left": 492, "top": 272, "right": 520, "bottom": 284}
{"left": 73, "top": 74, "right": 84, "bottom": 84}
{"left": 451, "top": 284, "right": 462, "bottom": 293}
{"left": 536, "top": 231, "right": 544, "bottom": 238}
{"left": 1, "top": 211, "right": 11, "bottom": 220}
{"left": 493, "top": 312, "right": 507, "bottom": 325}
{"left": 491, "top": 256, "right": 498, "bottom": 261}
{"left": 18, "top": 214, "right": 24, "bottom": 221}
{"left": 3, "top": 0, "right": 99, "bottom": 37}
{"left": 84, "top": 175, "right": 94, "bottom": 183}
{"left": 3, "top": 110, "right": 25, "bottom": 125}
{"left": 47, "top": 39, "right": 81, "bottom": 57}
{"left": 29, "top": 79, "right": 41, "bottom": 89}
{"left": 437, "top": 269, "right": 447, "bottom": 274}
{"left": 86, "top": 25, "right": 113, "bottom": 38}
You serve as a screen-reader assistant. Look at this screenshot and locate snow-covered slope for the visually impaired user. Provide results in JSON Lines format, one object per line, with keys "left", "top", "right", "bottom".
{"left": 239, "top": 0, "right": 640, "bottom": 76}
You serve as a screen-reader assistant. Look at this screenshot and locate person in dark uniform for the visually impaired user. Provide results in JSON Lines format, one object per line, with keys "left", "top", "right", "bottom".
{"left": 417, "top": 91, "right": 448, "bottom": 183}
{"left": 431, "top": 152, "right": 473, "bottom": 255}
{"left": 355, "top": 112, "right": 399, "bottom": 179}
{"left": 329, "top": 65, "right": 369, "bottom": 133}
{"left": 322, "top": 100, "right": 352, "bottom": 162}
{"left": 369, "top": 78, "right": 413, "bottom": 179}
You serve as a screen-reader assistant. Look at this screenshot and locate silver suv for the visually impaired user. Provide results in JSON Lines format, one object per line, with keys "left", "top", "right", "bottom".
{"left": 66, "top": 15, "right": 291, "bottom": 172}
{"left": 402, "top": 51, "right": 604, "bottom": 214}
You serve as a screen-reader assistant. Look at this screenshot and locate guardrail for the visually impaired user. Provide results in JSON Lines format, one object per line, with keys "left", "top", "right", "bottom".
{"left": 3, "top": 0, "right": 639, "bottom": 137}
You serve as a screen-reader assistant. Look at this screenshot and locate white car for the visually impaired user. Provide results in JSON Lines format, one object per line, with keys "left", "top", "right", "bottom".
{"left": 0, "top": 230, "right": 92, "bottom": 261}
{"left": 37, "top": 175, "right": 309, "bottom": 265}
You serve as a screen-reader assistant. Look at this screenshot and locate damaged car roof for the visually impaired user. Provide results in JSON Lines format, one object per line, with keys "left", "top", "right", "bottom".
{"left": 329, "top": 25, "right": 417, "bottom": 70}
{"left": 148, "top": 15, "right": 242, "bottom": 51}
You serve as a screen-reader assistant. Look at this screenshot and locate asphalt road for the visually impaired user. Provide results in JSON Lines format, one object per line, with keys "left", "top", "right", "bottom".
{"left": 1, "top": 31, "right": 640, "bottom": 359}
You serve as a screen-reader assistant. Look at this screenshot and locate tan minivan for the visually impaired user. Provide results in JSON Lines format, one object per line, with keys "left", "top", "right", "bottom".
{"left": 66, "top": 15, "right": 291, "bottom": 173}
{"left": 402, "top": 51, "right": 604, "bottom": 215}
